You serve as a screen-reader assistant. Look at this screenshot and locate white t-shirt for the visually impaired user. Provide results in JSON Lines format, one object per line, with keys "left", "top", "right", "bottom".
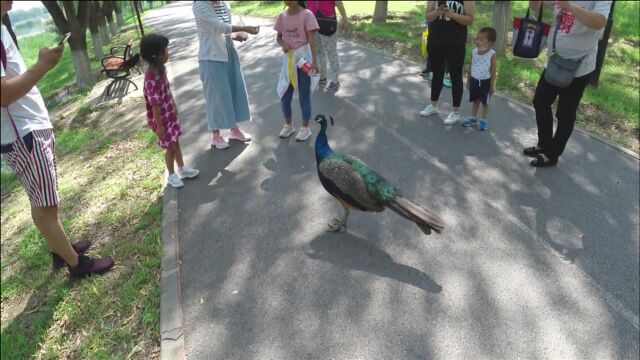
{"left": 471, "top": 48, "right": 495, "bottom": 80}
{"left": 1, "top": 25, "right": 51, "bottom": 145}
{"left": 546, "top": 1, "right": 612, "bottom": 77}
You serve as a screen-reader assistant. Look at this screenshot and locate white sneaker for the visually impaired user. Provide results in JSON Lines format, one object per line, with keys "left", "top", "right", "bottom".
{"left": 178, "top": 165, "right": 199, "bottom": 179}
{"left": 295, "top": 126, "right": 312, "bottom": 141}
{"left": 443, "top": 112, "right": 460, "bottom": 125}
{"left": 419, "top": 104, "right": 438, "bottom": 117}
{"left": 167, "top": 173, "right": 184, "bottom": 188}
{"left": 211, "top": 135, "right": 230, "bottom": 149}
{"left": 279, "top": 124, "right": 296, "bottom": 138}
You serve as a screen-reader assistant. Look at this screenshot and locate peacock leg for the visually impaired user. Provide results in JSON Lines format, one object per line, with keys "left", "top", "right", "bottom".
{"left": 327, "top": 205, "right": 350, "bottom": 232}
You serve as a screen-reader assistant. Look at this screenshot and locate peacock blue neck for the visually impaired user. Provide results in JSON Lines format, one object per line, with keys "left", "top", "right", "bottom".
{"left": 315, "top": 122, "right": 333, "bottom": 163}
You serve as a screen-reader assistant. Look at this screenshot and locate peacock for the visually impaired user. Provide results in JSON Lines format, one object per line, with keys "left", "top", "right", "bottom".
{"left": 313, "top": 114, "right": 445, "bottom": 235}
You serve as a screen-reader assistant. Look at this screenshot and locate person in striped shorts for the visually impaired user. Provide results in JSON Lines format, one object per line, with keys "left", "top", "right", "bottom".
{"left": 1, "top": 0, "right": 113, "bottom": 278}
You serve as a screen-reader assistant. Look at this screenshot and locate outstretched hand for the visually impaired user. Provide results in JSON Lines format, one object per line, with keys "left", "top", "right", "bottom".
{"left": 37, "top": 44, "right": 64, "bottom": 71}
{"left": 244, "top": 25, "right": 260, "bottom": 35}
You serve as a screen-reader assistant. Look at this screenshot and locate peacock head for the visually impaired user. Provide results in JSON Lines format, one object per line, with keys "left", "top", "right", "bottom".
{"left": 313, "top": 113, "right": 334, "bottom": 127}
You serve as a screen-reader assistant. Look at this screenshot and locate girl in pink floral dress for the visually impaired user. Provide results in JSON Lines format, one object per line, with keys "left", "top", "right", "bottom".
{"left": 141, "top": 34, "right": 199, "bottom": 188}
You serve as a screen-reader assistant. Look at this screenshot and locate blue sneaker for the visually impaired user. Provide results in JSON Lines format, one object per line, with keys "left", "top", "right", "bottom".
{"left": 478, "top": 119, "right": 488, "bottom": 131}
{"left": 326, "top": 81, "right": 340, "bottom": 91}
{"left": 462, "top": 117, "right": 477, "bottom": 127}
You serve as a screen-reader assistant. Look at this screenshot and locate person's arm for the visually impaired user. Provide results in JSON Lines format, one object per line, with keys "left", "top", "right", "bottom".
{"left": 490, "top": 53, "right": 496, "bottom": 94}
{"left": 0, "top": 45, "right": 63, "bottom": 107}
{"left": 425, "top": 1, "right": 439, "bottom": 22}
{"left": 530, "top": 1, "right": 554, "bottom": 12}
{"left": 307, "top": 29, "right": 319, "bottom": 71}
{"left": 194, "top": 2, "right": 257, "bottom": 35}
{"left": 446, "top": 1, "right": 474, "bottom": 26}
{"left": 556, "top": 1, "right": 607, "bottom": 29}
{"left": 335, "top": 1, "right": 349, "bottom": 32}
{"left": 152, "top": 105, "right": 164, "bottom": 138}
{"left": 276, "top": 32, "right": 289, "bottom": 53}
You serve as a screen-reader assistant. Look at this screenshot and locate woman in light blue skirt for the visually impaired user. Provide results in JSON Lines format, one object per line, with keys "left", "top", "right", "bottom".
{"left": 193, "top": 1, "right": 259, "bottom": 149}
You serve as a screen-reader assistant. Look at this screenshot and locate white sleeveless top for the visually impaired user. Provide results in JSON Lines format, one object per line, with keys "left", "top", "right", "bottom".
{"left": 470, "top": 48, "right": 495, "bottom": 80}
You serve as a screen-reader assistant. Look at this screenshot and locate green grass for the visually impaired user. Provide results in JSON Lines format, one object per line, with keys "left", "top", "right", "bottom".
{"left": 232, "top": 0, "right": 639, "bottom": 151}
{"left": 1, "top": 6, "right": 165, "bottom": 357}
{"left": 1, "top": 111, "right": 164, "bottom": 358}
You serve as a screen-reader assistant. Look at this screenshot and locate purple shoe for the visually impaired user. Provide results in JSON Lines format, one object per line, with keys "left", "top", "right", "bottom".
{"left": 52, "top": 240, "right": 92, "bottom": 269}
{"left": 67, "top": 254, "right": 115, "bottom": 279}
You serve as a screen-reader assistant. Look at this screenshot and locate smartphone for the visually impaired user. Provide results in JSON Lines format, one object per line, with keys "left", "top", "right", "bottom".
{"left": 58, "top": 32, "right": 71, "bottom": 46}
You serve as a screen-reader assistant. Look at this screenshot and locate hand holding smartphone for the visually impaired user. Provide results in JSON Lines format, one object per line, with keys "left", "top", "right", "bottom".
{"left": 58, "top": 32, "right": 71, "bottom": 46}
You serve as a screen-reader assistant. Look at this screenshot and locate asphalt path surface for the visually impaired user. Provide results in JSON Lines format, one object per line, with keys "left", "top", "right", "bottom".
{"left": 147, "top": 3, "right": 639, "bottom": 359}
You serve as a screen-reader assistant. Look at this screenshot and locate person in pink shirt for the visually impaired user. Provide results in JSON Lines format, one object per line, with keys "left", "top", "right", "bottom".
{"left": 274, "top": 1, "right": 319, "bottom": 142}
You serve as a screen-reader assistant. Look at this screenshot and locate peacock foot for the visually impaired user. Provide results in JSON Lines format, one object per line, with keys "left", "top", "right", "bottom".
{"left": 327, "top": 218, "right": 346, "bottom": 232}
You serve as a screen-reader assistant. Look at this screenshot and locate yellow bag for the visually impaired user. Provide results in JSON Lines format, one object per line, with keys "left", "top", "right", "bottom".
{"left": 421, "top": 27, "right": 428, "bottom": 59}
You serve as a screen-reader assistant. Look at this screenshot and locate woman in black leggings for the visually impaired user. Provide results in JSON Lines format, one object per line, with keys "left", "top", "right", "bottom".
{"left": 420, "top": 0, "right": 475, "bottom": 125}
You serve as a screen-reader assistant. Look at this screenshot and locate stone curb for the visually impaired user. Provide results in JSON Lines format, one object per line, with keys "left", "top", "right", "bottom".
{"left": 160, "top": 184, "right": 185, "bottom": 360}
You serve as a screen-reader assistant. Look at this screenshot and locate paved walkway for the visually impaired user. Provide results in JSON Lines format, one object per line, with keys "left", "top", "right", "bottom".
{"left": 147, "top": 3, "right": 639, "bottom": 359}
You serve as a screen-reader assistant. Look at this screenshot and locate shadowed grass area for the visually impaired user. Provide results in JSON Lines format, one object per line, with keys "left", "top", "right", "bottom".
{"left": 0, "top": 98, "right": 164, "bottom": 358}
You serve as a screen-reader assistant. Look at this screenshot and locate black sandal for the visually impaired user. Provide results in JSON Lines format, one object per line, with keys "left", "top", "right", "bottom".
{"left": 530, "top": 154, "right": 558, "bottom": 167}
{"left": 524, "top": 146, "right": 544, "bottom": 157}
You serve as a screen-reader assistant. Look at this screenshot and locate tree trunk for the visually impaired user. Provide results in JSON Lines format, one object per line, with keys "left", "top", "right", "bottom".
{"left": 90, "top": 30, "right": 104, "bottom": 60}
{"left": 89, "top": 4, "right": 104, "bottom": 59}
{"left": 373, "top": 1, "right": 388, "bottom": 24}
{"left": 94, "top": 1, "right": 110, "bottom": 44}
{"left": 114, "top": 2, "right": 125, "bottom": 27}
{"left": 107, "top": 16, "right": 118, "bottom": 37}
{"left": 104, "top": 2, "right": 118, "bottom": 37}
{"left": 63, "top": 2, "right": 91, "bottom": 89}
{"left": 99, "top": 20, "right": 110, "bottom": 44}
{"left": 491, "top": 1, "right": 511, "bottom": 56}
{"left": 70, "top": 49, "right": 92, "bottom": 89}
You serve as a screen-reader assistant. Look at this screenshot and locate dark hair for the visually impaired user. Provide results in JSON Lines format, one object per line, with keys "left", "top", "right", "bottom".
{"left": 298, "top": 1, "right": 307, "bottom": 8}
{"left": 140, "top": 33, "right": 169, "bottom": 77}
{"left": 479, "top": 27, "right": 497, "bottom": 43}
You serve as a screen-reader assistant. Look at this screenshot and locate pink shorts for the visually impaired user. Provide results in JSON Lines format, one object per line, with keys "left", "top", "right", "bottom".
{"left": 2, "top": 129, "right": 59, "bottom": 207}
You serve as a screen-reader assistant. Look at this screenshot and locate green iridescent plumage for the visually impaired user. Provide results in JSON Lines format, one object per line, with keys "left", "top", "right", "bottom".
{"left": 326, "top": 153, "right": 399, "bottom": 204}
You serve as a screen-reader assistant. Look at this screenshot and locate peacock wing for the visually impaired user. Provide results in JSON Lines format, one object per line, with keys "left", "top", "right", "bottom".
{"left": 318, "top": 154, "right": 385, "bottom": 211}
{"left": 344, "top": 155, "right": 400, "bottom": 205}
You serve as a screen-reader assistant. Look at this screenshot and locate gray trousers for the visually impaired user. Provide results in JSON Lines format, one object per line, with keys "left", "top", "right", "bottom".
{"left": 315, "top": 32, "right": 340, "bottom": 82}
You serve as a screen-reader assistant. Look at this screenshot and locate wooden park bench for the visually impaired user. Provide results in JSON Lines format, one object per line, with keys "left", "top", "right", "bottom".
{"left": 100, "top": 39, "right": 140, "bottom": 96}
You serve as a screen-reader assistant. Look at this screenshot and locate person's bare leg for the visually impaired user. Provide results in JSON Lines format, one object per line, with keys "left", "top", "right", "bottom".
{"left": 482, "top": 103, "right": 490, "bottom": 119}
{"left": 284, "top": 117, "right": 293, "bottom": 126}
{"left": 471, "top": 100, "right": 480, "bottom": 118}
{"left": 165, "top": 145, "right": 176, "bottom": 174}
{"left": 174, "top": 142, "right": 184, "bottom": 169}
{"left": 31, "top": 206, "right": 79, "bottom": 267}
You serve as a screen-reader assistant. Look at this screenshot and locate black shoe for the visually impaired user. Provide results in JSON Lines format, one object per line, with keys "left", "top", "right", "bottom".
{"left": 67, "top": 254, "right": 115, "bottom": 279}
{"left": 523, "top": 146, "right": 544, "bottom": 157}
{"left": 420, "top": 68, "right": 430, "bottom": 76}
{"left": 52, "top": 240, "right": 92, "bottom": 269}
{"left": 530, "top": 154, "right": 558, "bottom": 167}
